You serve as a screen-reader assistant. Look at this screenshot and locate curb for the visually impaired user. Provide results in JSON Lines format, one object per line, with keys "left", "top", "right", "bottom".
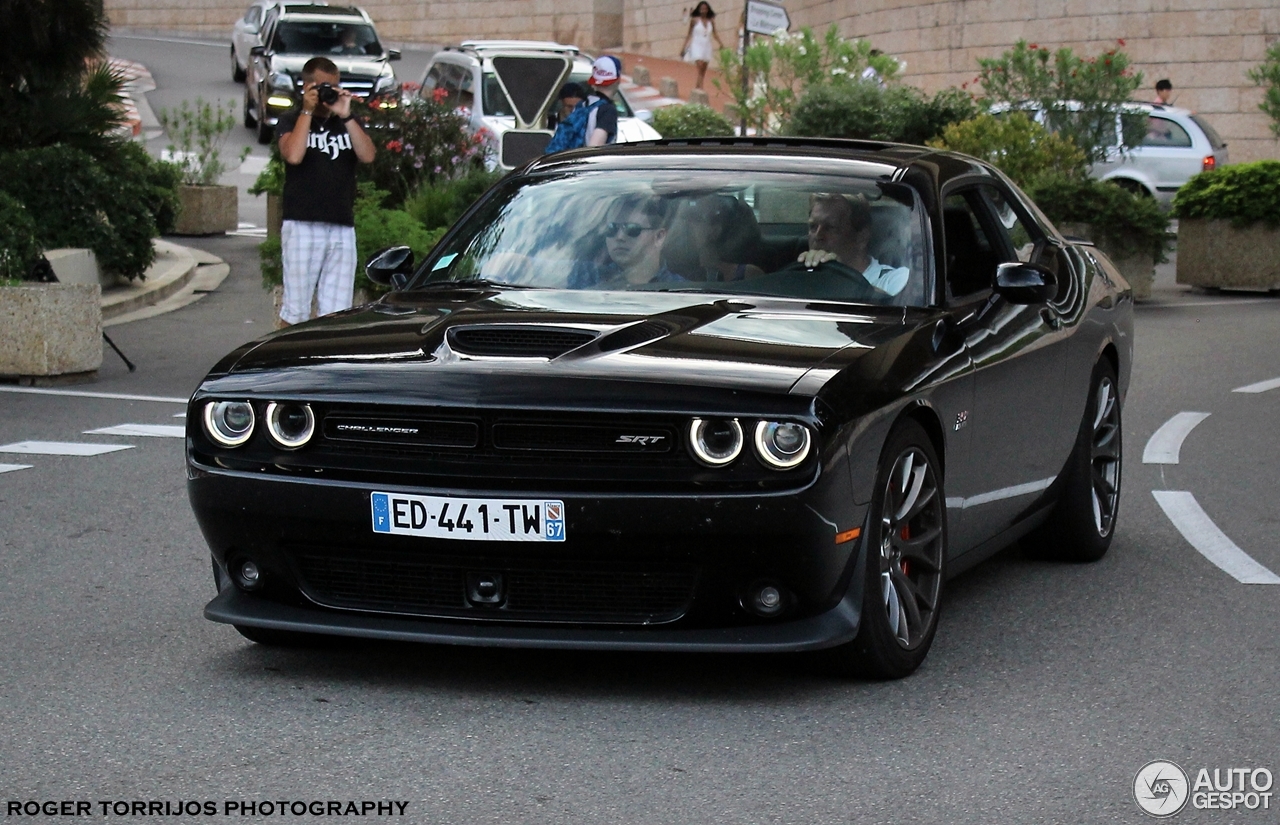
{"left": 101, "top": 240, "right": 213, "bottom": 322}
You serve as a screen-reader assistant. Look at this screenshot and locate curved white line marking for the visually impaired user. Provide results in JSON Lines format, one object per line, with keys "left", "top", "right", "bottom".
{"left": 1233, "top": 376, "right": 1280, "bottom": 394}
{"left": 1143, "top": 412, "right": 1210, "bottom": 464}
{"left": 1152, "top": 491, "right": 1280, "bottom": 584}
{"left": 0, "top": 464, "right": 31, "bottom": 474}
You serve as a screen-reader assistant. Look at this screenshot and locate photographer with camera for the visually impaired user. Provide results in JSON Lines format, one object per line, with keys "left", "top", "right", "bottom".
{"left": 276, "top": 57, "right": 376, "bottom": 327}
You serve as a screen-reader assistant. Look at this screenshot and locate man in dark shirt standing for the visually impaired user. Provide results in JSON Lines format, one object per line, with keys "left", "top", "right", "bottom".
{"left": 276, "top": 57, "right": 376, "bottom": 327}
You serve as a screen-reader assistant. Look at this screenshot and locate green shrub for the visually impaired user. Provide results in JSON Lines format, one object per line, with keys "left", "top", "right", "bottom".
{"left": 159, "top": 98, "right": 248, "bottom": 186}
{"left": 789, "top": 84, "right": 977, "bottom": 144}
{"left": 0, "top": 192, "right": 41, "bottom": 281}
{"left": 403, "top": 168, "right": 502, "bottom": 231}
{"left": 1247, "top": 41, "right": 1280, "bottom": 138}
{"left": 0, "top": 145, "right": 160, "bottom": 279}
{"left": 1172, "top": 160, "right": 1280, "bottom": 229}
{"left": 358, "top": 96, "right": 487, "bottom": 206}
{"left": 260, "top": 183, "right": 446, "bottom": 295}
{"left": 1027, "top": 174, "right": 1171, "bottom": 261}
{"left": 652, "top": 104, "right": 735, "bottom": 138}
{"left": 100, "top": 140, "right": 183, "bottom": 236}
{"left": 927, "top": 112, "right": 1087, "bottom": 188}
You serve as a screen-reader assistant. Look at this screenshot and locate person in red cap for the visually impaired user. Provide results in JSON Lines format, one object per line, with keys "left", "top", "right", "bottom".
{"left": 585, "top": 55, "right": 622, "bottom": 147}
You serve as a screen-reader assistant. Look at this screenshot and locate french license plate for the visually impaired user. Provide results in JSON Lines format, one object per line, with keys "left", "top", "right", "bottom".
{"left": 371, "top": 492, "right": 565, "bottom": 542}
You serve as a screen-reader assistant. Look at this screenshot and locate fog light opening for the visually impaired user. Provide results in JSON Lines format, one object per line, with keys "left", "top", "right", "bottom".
{"left": 235, "top": 559, "right": 263, "bottom": 591}
{"left": 745, "top": 581, "right": 787, "bottom": 618}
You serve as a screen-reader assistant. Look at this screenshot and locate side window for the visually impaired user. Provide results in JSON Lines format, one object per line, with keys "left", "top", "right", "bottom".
{"left": 245, "top": 6, "right": 261, "bottom": 27}
{"left": 942, "top": 191, "right": 999, "bottom": 300}
{"left": 977, "top": 186, "right": 1040, "bottom": 263}
{"left": 1142, "top": 116, "right": 1193, "bottom": 148}
{"left": 420, "top": 65, "right": 444, "bottom": 100}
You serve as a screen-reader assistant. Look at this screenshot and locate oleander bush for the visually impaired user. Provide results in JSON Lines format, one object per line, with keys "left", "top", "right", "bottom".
{"left": 789, "top": 84, "right": 977, "bottom": 144}
{"left": 357, "top": 95, "right": 486, "bottom": 206}
{"left": 652, "top": 104, "right": 735, "bottom": 139}
{"left": 1172, "top": 160, "right": 1280, "bottom": 229}
{"left": 927, "top": 112, "right": 1087, "bottom": 188}
{"left": 0, "top": 192, "right": 41, "bottom": 281}
{"left": 1248, "top": 40, "right": 1280, "bottom": 138}
{"left": 1027, "top": 174, "right": 1172, "bottom": 260}
{"left": 159, "top": 97, "right": 249, "bottom": 186}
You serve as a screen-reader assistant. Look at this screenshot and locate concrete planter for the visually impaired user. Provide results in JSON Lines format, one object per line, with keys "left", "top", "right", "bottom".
{"left": 173, "top": 184, "right": 238, "bottom": 235}
{"left": 1059, "top": 222, "right": 1155, "bottom": 300}
{"left": 0, "top": 284, "right": 103, "bottom": 377}
{"left": 1176, "top": 218, "right": 1280, "bottom": 291}
{"left": 267, "top": 192, "right": 283, "bottom": 240}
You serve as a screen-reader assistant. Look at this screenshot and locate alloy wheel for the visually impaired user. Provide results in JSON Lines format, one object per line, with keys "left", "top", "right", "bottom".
{"left": 1089, "top": 376, "right": 1121, "bottom": 536}
{"left": 877, "top": 447, "right": 944, "bottom": 649}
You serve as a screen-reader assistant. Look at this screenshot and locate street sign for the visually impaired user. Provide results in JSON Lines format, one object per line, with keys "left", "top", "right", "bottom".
{"left": 746, "top": 1, "right": 789, "bottom": 36}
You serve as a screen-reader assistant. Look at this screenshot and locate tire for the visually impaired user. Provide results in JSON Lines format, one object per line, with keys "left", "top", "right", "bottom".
{"left": 231, "top": 46, "right": 246, "bottom": 83}
{"left": 255, "top": 97, "right": 274, "bottom": 145}
{"left": 1034, "top": 360, "right": 1122, "bottom": 562}
{"left": 1112, "top": 178, "right": 1151, "bottom": 198}
{"left": 824, "top": 419, "right": 947, "bottom": 679}
{"left": 243, "top": 85, "right": 257, "bottom": 128}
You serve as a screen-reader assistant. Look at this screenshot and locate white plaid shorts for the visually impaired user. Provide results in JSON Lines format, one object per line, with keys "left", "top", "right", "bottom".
{"left": 280, "top": 220, "right": 358, "bottom": 325}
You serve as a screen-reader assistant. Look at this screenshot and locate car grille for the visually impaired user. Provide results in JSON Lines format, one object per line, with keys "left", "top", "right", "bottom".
{"left": 292, "top": 77, "right": 376, "bottom": 97}
{"left": 290, "top": 547, "right": 698, "bottom": 624}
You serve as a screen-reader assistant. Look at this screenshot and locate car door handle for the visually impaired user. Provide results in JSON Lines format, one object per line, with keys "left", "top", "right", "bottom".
{"left": 1039, "top": 308, "right": 1062, "bottom": 330}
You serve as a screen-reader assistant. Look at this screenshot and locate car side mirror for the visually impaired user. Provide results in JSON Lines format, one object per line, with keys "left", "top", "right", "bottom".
{"left": 388, "top": 49, "right": 401, "bottom": 61}
{"left": 366, "top": 246, "right": 415, "bottom": 289}
{"left": 635, "top": 109, "right": 653, "bottom": 124}
{"left": 994, "top": 261, "right": 1057, "bottom": 304}
{"left": 250, "top": 45, "right": 266, "bottom": 57}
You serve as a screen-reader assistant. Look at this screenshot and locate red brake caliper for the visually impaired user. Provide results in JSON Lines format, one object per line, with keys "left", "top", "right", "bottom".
{"left": 899, "top": 524, "right": 911, "bottom": 576}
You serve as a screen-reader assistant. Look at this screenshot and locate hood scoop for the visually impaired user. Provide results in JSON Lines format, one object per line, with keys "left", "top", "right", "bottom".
{"left": 448, "top": 325, "right": 598, "bottom": 358}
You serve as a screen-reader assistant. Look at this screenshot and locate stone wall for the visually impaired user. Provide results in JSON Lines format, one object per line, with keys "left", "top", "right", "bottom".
{"left": 105, "top": 0, "right": 610, "bottom": 51}
{"left": 624, "top": 0, "right": 1280, "bottom": 163}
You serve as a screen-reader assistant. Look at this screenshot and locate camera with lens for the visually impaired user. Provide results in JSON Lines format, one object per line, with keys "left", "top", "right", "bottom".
{"left": 315, "top": 82, "right": 340, "bottom": 105}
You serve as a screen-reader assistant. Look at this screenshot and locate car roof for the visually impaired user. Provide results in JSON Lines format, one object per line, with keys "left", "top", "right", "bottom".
{"left": 458, "top": 40, "right": 580, "bottom": 55}
{"left": 519, "top": 138, "right": 980, "bottom": 182}
{"left": 278, "top": 4, "right": 368, "bottom": 19}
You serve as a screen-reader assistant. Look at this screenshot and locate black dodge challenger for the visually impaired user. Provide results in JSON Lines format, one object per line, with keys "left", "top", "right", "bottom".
{"left": 188, "top": 139, "right": 1132, "bottom": 678}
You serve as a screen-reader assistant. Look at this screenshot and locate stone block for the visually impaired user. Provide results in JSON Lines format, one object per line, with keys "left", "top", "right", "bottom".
{"left": 632, "top": 64, "right": 651, "bottom": 86}
{"left": 1176, "top": 219, "right": 1280, "bottom": 290}
{"left": 0, "top": 284, "right": 103, "bottom": 377}
{"left": 689, "top": 88, "right": 709, "bottom": 106}
{"left": 173, "top": 184, "right": 238, "bottom": 236}
{"left": 659, "top": 76, "right": 679, "bottom": 98}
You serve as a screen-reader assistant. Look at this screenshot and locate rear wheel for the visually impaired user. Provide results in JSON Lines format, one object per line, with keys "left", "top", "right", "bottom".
{"left": 1034, "top": 360, "right": 1122, "bottom": 561}
{"left": 230, "top": 46, "right": 246, "bottom": 83}
{"left": 1111, "top": 178, "right": 1151, "bottom": 198}
{"left": 825, "top": 419, "right": 946, "bottom": 679}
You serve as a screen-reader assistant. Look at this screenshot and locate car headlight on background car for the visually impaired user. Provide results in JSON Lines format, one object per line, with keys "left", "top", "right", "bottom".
{"left": 269, "top": 71, "right": 293, "bottom": 91}
{"left": 374, "top": 74, "right": 398, "bottom": 94}
{"left": 753, "top": 421, "right": 812, "bottom": 469}
{"left": 265, "top": 402, "right": 315, "bottom": 449}
{"left": 688, "top": 418, "right": 743, "bottom": 466}
{"left": 203, "top": 401, "right": 255, "bottom": 447}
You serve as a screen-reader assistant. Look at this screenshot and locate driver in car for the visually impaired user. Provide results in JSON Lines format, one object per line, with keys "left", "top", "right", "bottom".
{"left": 799, "top": 193, "right": 909, "bottom": 296}
{"left": 568, "top": 194, "right": 686, "bottom": 289}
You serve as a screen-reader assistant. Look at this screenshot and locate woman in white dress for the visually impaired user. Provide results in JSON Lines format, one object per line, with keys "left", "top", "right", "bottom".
{"left": 681, "top": 2, "right": 725, "bottom": 90}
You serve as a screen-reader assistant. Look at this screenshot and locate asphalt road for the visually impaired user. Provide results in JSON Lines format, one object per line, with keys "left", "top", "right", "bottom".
{"left": 1, "top": 33, "right": 1278, "bottom": 825}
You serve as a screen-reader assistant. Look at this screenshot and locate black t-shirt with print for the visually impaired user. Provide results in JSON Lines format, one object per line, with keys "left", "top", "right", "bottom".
{"left": 277, "top": 111, "right": 359, "bottom": 226}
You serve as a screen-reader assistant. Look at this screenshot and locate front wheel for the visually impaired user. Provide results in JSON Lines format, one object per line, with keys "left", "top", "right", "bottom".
{"left": 1033, "top": 360, "right": 1122, "bottom": 561}
{"left": 255, "top": 97, "right": 274, "bottom": 145}
{"left": 824, "top": 419, "right": 947, "bottom": 679}
{"left": 230, "top": 46, "right": 246, "bottom": 83}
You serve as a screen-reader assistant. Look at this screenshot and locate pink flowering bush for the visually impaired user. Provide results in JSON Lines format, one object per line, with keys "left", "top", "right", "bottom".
{"left": 357, "top": 94, "right": 485, "bottom": 205}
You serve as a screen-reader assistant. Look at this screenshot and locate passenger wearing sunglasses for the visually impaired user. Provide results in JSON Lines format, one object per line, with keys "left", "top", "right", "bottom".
{"left": 568, "top": 194, "right": 685, "bottom": 289}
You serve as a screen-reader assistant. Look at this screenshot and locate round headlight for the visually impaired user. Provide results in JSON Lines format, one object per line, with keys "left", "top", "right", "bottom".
{"left": 265, "top": 402, "right": 315, "bottom": 449}
{"left": 689, "top": 417, "right": 743, "bottom": 466}
{"left": 203, "top": 401, "right": 255, "bottom": 447}
{"left": 753, "top": 420, "right": 812, "bottom": 469}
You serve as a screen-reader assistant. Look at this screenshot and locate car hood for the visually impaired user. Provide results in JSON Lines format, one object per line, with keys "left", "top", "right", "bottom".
{"left": 270, "top": 54, "right": 386, "bottom": 77}
{"left": 203, "top": 289, "right": 926, "bottom": 409}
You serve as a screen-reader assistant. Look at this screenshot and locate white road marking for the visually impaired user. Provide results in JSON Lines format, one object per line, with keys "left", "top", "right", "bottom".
{"left": 945, "top": 476, "right": 1056, "bottom": 509}
{"left": 1152, "top": 491, "right": 1280, "bottom": 584}
{"left": 1143, "top": 412, "right": 1210, "bottom": 464}
{"left": 173, "top": 412, "right": 187, "bottom": 418}
{"left": 0, "top": 441, "right": 134, "bottom": 456}
{"left": 0, "top": 463, "right": 32, "bottom": 474}
{"left": 238, "top": 156, "right": 269, "bottom": 175}
{"left": 84, "top": 424, "right": 186, "bottom": 438}
{"left": 1141, "top": 298, "right": 1280, "bottom": 309}
{"left": 1233, "top": 376, "right": 1280, "bottom": 394}
{"left": 0, "top": 387, "right": 187, "bottom": 404}
{"left": 111, "top": 34, "right": 225, "bottom": 47}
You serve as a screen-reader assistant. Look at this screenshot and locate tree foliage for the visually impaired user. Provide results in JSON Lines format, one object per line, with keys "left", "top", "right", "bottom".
{"left": 977, "top": 40, "right": 1144, "bottom": 164}
{"left": 789, "top": 84, "right": 977, "bottom": 145}
{"left": 926, "top": 112, "right": 1087, "bottom": 188}
{"left": 1247, "top": 40, "right": 1280, "bottom": 138}
{"left": 652, "top": 103, "right": 735, "bottom": 138}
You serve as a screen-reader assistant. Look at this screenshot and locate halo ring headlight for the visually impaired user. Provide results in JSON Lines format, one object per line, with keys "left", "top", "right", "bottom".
{"left": 265, "top": 402, "right": 315, "bottom": 449}
{"left": 688, "top": 417, "right": 743, "bottom": 466}
{"left": 753, "top": 420, "right": 812, "bottom": 469}
{"left": 202, "top": 401, "right": 255, "bottom": 447}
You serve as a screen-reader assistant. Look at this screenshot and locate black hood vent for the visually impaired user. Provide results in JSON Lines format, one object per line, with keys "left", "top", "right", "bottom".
{"left": 596, "top": 321, "right": 671, "bottom": 352}
{"left": 448, "top": 326, "right": 598, "bottom": 358}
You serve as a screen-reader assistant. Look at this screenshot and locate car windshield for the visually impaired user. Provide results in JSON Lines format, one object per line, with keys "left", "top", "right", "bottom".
{"left": 273, "top": 21, "right": 381, "bottom": 56}
{"left": 417, "top": 170, "right": 931, "bottom": 307}
{"left": 480, "top": 70, "right": 635, "bottom": 119}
